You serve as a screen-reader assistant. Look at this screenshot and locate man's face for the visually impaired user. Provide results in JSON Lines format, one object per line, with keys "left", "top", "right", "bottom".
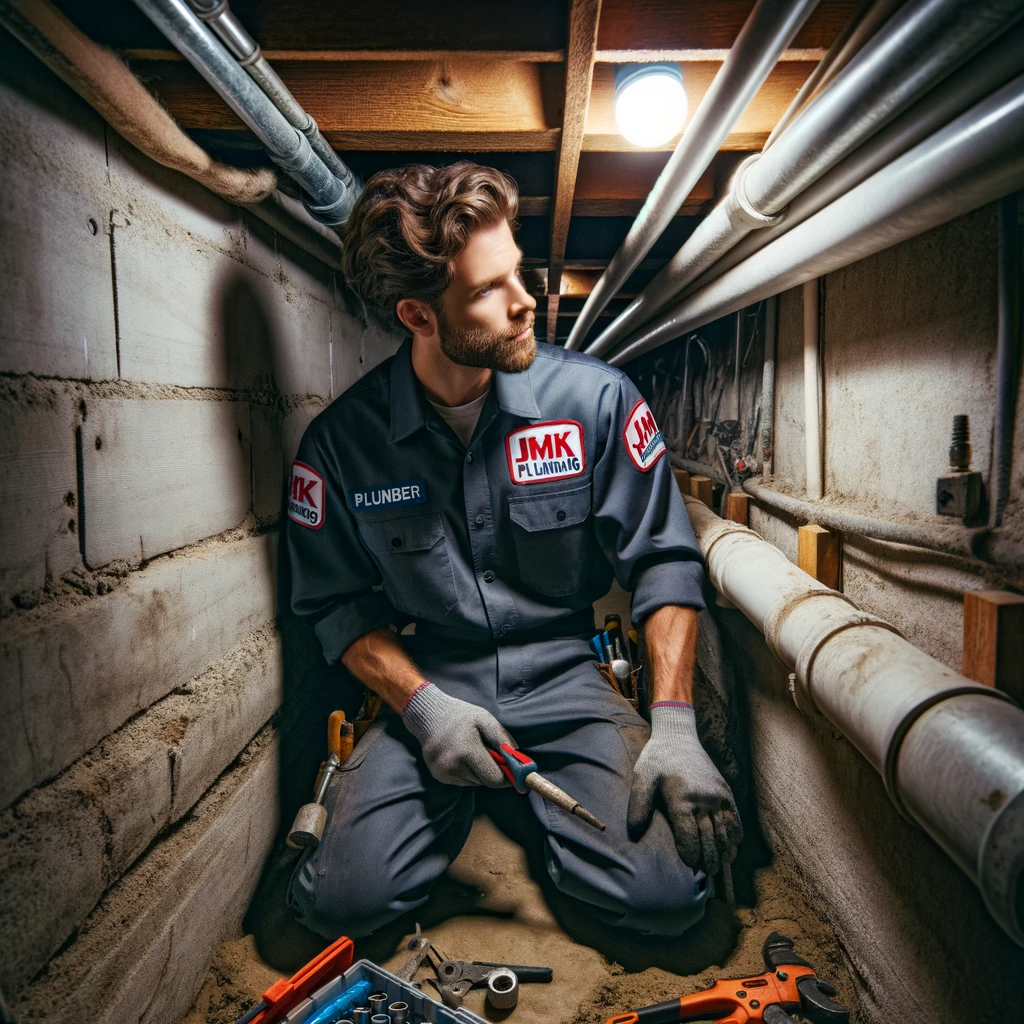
{"left": 434, "top": 219, "right": 538, "bottom": 373}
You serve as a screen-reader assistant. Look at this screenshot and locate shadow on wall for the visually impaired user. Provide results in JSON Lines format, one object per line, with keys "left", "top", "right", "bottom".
{"left": 218, "top": 267, "right": 364, "bottom": 968}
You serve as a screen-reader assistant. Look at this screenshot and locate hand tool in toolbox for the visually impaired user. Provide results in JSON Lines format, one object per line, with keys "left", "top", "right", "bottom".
{"left": 426, "top": 945, "right": 553, "bottom": 1010}
{"left": 488, "top": 743, "right": 606, "bottom": 831}
{"left": 604, "top": 933, "right": 848, "bottom": 1024}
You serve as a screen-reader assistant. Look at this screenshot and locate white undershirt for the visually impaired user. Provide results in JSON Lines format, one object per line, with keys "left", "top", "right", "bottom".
{"left": 428, "top": 390, "right": 490, "bottom": 446}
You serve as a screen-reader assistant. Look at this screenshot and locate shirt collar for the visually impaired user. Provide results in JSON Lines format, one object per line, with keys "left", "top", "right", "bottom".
{"left": 389, "top": 337, "right": 542, "bottom": 443}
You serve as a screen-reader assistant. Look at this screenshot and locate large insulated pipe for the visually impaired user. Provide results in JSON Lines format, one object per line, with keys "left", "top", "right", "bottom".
{"left": 607, "top": 73, "right": 1024, "bottom": 366}
{"left": 132, "top": 0, "right": 357, "bottom": 226}
{"left": 683, "top": 494, "right": 1024, "bottom": 946}
{"left": 563, "top": 0, "right": 822, "bottom": 351}
{"left": 586, "top": 0, "right": 1023, "bottom": 359}
{"left": 185, "top": 0, "right": 359, "bottom": 205}
{"left": 685, "top": 23, "right": 1024, "bottom": 298}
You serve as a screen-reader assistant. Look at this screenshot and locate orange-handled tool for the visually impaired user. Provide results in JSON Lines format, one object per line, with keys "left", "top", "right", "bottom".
{"left": 604, "top": 934, "right": 848, "bottom": 1024}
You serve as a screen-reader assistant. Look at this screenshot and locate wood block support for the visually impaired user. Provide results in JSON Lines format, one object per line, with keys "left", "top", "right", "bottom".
{"left": 689, "top": 475, "right": 713, "bottom": 507}
{"left": 962, "top": 590, "right": 1024, "bottom": 700}
{"left": 725, "top": 491, "right": 749, "bottom": 525}
{"left": 798, "top": 523, "right": 841, "bottom": 590}
{"left": 673, "top": 468, "right": 690, "bottom": 496}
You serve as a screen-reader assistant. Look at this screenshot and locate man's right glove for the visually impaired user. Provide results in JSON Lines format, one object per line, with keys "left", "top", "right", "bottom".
{"left": 401, "top": 682, "right": 514, "bottom": 788}
{"left": 627, "top": 701, "right": 743, "bottom": 878}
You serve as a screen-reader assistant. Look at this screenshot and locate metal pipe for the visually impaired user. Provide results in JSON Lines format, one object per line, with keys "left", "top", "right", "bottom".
{"left": 683, "top": 494, "right": 1024, "bottom": 946}
{"left": 586, "top": 0, "right": 1023, "bottom": 359}
{"left": 563, "top": 0, "right": 822, "bottom": 350}
{"left": 802, "top": 280, "right": 822, "bottom": 500}
{"left": 992, "top": 194, "right": 1022, "bottom": 527}
{"left": 607, "top": 74, "right": 1024, "bottom": 366}
{"left": 686, "top": 23, "right": 1024, "bottom": 297}
{"left": 765, "top": 0, "right": 906, "bottom": 148}
{"left": 132, "top": 0, "right": 357, "bottom": 226}
{"left": 185, "top": 0, "right": 358, "bottom": 195}
{"left": 759, "top": 295, "right": 778, "bottom": 478}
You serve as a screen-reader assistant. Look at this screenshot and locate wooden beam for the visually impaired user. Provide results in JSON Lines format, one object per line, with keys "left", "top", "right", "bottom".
{"left": 121, "top": 49, "right": 566, "bottom": 62}
{"left": 962, "top": 590, "right": 1024, "bottom": 700}
{"left": 673, "top": 469, "right": 691, "bottom": 496}
{"left": 519, "top": 196, "right": 710, "bottom": 216}
{"left": 725, "top": 492, "right": 749, "bottom": 525}
{"left": 547, "top": 0, "right": 602, "bottom": 342}
{"left": 689, "top": 475, "right": 713, "bottom": 506}
{"left": 797, "top": 524, "right": 841, "bottom": 590}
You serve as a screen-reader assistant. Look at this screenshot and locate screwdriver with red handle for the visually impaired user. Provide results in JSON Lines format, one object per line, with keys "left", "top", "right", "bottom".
{"left": 489, "top": 743, "right": 606, "bottom": 831}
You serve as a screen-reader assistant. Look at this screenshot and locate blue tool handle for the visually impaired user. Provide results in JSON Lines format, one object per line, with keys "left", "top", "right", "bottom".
{"left": 488, "top": 743, "right": 537, "bottom": 795}
{"left": 306, "top": 979, "right": 373, "bottom": 1024}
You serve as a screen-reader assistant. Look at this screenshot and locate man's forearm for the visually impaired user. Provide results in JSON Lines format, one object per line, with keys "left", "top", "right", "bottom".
{"left": 642, "top": 604, "right": 699, "bottom": 704}
{"left": 341, "top": 627, "right": 426, "bottom": 712}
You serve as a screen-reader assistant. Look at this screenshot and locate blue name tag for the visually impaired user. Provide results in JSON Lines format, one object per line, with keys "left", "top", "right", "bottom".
{"left": 348, "top": 479, "right": 428, "bottom": 512}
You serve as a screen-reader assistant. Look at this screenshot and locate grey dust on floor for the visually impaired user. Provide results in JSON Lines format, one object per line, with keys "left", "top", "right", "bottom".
{"left": 181, "top": 812, "right": 858, "bottom": 1024}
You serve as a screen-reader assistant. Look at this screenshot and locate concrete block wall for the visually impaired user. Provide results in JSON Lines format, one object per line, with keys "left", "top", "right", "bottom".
{"left": 0, "top": 39, "right": 402, "bottom": 1018}
{"left": 698, "top": 204, "right": 1024, "bottom": 1023}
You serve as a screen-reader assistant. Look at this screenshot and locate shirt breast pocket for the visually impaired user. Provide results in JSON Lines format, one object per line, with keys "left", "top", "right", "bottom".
{"left": 358, "top": 513, "right": 458, "bottom": 616}
{"left": 508, "top": 484, "right": 592, "bottom": 598}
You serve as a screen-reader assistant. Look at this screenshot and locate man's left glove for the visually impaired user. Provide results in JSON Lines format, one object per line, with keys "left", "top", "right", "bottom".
{"left": 627, "top": 701, "right": 743, "bottom": 878}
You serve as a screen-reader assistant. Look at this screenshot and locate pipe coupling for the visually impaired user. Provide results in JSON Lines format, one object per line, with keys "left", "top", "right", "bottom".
{"left": 731, "top": 155, "right": 787, "bottom": 229}
{"left": 979, "top": 787, "right": 1024, "bottom": 946}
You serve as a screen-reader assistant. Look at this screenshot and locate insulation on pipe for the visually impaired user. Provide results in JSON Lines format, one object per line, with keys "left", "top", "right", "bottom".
{"left": 607, "top": 73, "right": 1024, "bottom": 366}
{"left": 586, "top": 0, "right": 1024, "bottom": 359}
{"left": 682, "top": 494, "right": 1024, "bottom": 946}
{"left": 132, "top": 0, "right": 357, "bottom": 226}
{"left": 563, "top": 0, "right": 822, "bottom": 351}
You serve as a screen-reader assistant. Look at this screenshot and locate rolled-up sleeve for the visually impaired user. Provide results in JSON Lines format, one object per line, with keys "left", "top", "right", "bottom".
{"left": 287, "top": 425, "right": 397, "bottom": 663}
{"left": 591, "top": 375, "right": 706, "bottom": 622}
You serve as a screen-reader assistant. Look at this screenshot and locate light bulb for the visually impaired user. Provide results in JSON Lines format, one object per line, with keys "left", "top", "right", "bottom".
{"left": 614, "top": 63, "right": 687, "bottom": 148}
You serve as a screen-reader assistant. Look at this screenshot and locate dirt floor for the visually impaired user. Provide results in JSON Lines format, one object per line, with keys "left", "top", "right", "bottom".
{"left": 181, "top": 810, "right": 856, "bottom": 1024}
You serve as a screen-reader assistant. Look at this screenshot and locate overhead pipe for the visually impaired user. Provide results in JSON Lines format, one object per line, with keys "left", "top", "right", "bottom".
{"left": 563, "top": 0, "right": 822, "bottom": 351}
{"left": 764, "top": 0, "right": 905, "bottom": 149}
{"left": 802, "top": 280, "right": 823, "bottom": 500}
{"left": 585, "top": 0, "right": 1024, "bottom": 359}
{"left": 684, "top": 23, "right": 1024, "bottom": 298}
{"left": 185, "top": 0, "right": 358, "bottom": 199}
{"left": 132, "top": 0, "right": 358, "bottom": 227}
{"left": 683, "top": 494, "right": 1024, "bottom": 947}
{"left": 606, "top": 73, "right": 1024, "bottom": 366}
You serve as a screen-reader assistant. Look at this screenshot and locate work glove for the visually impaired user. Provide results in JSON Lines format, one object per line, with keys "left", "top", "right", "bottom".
{"left": 401, "top": 682, "right": 514, "bottom": 788}
{"left": 627, "top": 702, "right": 743, "bottom": 878}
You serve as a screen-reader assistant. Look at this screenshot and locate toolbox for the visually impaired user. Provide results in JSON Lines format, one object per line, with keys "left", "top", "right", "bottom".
{"left": 243, "top": 936, "right": 487, "bottom": 1024}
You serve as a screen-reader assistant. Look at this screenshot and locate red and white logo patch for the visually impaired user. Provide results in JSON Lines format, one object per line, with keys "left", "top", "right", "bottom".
{"left": 288, "top": 461, "right": 325, "bottom": 529}
{"left": 623, "top": 399, "right": 666, "bottom": 472}
{"left": 505, "top": 420, "right": 585, "bottom": 485}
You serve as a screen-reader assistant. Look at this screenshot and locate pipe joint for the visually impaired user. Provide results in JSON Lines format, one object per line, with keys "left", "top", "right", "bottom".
{"left": 731, "top": 154, "right": 787, "bottom": 229}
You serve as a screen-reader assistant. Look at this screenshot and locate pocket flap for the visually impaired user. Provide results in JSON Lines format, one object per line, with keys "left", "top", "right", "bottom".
{"left": 507, "top": 484, "right": 591, "bottom": 532}
{"left": 361, "top": 513, "right": 445, "bottom": 554}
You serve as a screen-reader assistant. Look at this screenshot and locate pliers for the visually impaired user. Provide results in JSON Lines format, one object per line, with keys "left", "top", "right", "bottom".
{"left": 488, "top": 743, "right": 606, "bottom": 831}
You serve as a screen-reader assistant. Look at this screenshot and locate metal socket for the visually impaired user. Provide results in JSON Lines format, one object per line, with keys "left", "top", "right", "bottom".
{"left": 285, "top": 802, "right": 327, "bottom": 848}
{"left": 370, "top": 1015, "right": 391, "bottom": 1024}
{"left": 486, "top": 969, "right": 519, "bottom": 1010}
{"left": 388, "top": 1002, "right": 409, "bottom": 1024}
{"left": 353, "top": 1007, "right": 371, "bottom": 1024}
{"left": 369, "top": 993, "right": 389, "bottom": 1015}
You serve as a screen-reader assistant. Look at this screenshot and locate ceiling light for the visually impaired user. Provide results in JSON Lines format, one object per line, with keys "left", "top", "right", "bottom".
{"left": 614, "top": 63, "right": 687, "bottom": 148}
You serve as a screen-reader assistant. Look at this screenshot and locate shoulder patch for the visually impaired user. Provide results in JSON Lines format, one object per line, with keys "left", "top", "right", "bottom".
{"left": 288, "top": 461, "right": 325, "bottom": 529}
{"left": 623, "top": 399, "right": 666, "bottom": 472}
{"left": 506, "top": 420, "right": 585, "bottom": 485}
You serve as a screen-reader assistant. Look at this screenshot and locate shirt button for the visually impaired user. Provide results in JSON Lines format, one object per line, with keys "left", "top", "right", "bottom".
{"left": 500, "top": 623, "right": 512, "bottom": 635}
{"left": 474, "top": 514, "right": 485, "bottom": 527}
{"left": 556, "top": 510, "right": 566, "bottom": 521}
{"left": 466, "top": 452, "right": 473, "bottom": 463}
{"left": 482, "top": 569, "right": 496, "bottom": 583}
{"left": 391, "top": 537, "right": 402, "bottom": 548}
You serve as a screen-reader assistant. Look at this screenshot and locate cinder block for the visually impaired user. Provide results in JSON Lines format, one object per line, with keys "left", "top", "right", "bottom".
{"left": 0, "top": 534, "right": 277, "bottom": 809}
{"left": 0, "top": 628, "right": 282, "bottom": 996}
{"left": 12, "top": 730, "right": 281, "bottom": 1024}
{"left": 251, "top": 403, "right": 285, "bottom": 522}
{"left": 79, "top": 398, "right": 251, "bottom": 567}
{"left": 332, "top": 317, "right": 405, "bottom": 397}
{"left": 0, "top": 43, "right": 117, "bottom": 380}
{"left": 0, "top": 398, "right": 81, "bottom": 608}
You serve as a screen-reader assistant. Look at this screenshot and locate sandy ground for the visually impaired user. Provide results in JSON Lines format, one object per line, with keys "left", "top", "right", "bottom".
{"left": 181, "top": 811, "right": 856, "bottom": 1024}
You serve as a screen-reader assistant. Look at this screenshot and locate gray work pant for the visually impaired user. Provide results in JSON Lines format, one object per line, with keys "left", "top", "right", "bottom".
{"left": 289, "top": 634, "right": 710, "bottom": 938}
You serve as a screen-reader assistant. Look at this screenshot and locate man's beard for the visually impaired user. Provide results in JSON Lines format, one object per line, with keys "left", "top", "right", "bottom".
{"left": 435, "top": 306, "right": 537, "bottom": 373}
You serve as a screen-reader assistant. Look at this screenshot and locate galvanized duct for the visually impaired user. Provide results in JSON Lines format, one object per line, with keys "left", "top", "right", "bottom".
{"left": 683, "top": 494, "right": 1024, "bottom": 947}
{"left": 563, "top": 0, "right": 822, "bottom": 351}
{"left": 585, "top": 0, "right": 1023, "bottom": 359}
{"left": 606, "top": 73, "right": 1024, "bottom": 366}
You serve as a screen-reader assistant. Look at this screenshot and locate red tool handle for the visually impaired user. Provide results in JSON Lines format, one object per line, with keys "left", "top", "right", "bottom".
{"left": 250, "top": 934, "right": 354, "bottom": 1023}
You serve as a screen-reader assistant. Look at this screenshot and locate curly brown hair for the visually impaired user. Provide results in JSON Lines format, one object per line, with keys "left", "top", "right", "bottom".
{"left": 341, "top": 162, "right": 519, "bottom": 332}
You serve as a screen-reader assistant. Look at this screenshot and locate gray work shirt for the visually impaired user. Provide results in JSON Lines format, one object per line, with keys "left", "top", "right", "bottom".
{"left": 287, "top": 338, "right": 705, "bottom": 662}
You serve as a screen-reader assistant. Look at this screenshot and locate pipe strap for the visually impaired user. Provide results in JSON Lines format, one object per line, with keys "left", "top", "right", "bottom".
{"left": 762, "top": 589, "right": 855, "bottom": 672}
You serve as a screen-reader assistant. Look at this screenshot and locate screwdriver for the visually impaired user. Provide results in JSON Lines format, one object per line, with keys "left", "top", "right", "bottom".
{"left": 489, "top": 743, "right": 606, "bottom": 831}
